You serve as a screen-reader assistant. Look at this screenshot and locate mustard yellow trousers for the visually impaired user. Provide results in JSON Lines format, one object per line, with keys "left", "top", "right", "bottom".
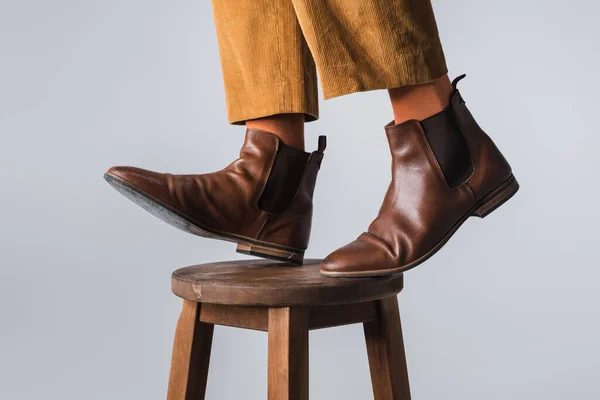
{"left": 211, "top": 0, "right": 447, "bottom": 124}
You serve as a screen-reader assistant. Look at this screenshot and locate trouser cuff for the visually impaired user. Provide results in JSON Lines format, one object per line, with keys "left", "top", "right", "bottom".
{"left": 227, "top": 80, "right": 319, "bottom": 125}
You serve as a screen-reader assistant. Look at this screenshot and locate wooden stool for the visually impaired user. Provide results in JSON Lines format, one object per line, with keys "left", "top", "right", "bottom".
{"left": 167, "top": 259, "right": 410, "bottom": 400}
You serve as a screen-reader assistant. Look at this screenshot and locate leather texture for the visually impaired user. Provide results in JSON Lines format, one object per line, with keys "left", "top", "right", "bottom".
{"left": 321, "top": 87, "right": 514, "bottom": 276}
{"left": 106, "top": 129, "right": 324, "bottom": 253}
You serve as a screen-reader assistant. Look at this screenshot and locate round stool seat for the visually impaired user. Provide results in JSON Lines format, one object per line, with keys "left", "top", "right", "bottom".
{"left": 171, "top": 259, "right": 404, "bottom": 306}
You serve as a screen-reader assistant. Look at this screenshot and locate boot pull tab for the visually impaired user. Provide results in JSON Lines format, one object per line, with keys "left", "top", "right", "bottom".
{"left": 452, "top": 74, "right": 467, "bottom": 89}
{"left": 451, "top": 74, "right": 467, "bottom": 104}
{"left": 317, "top": 135, "right": 327, "bottom": 153}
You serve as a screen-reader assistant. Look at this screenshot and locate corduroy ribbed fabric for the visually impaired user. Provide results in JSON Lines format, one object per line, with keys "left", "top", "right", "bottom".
{"left": 211, "top": 0, "right": 448, "bottom": 124}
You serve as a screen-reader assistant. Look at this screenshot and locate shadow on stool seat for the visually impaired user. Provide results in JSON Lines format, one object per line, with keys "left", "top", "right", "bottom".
{"left": 167, "top": 259, "right": 411, "bottom": 400}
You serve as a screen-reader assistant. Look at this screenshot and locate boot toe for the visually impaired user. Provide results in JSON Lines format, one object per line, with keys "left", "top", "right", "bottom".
{"left": 105, "top": 166, "right": 169, "bottom": 197}
{"left": 321, "top": 233, "right": 397, "bottom": 277}
{"left": 105, "top": 166, "right": 154, "bottom": 186}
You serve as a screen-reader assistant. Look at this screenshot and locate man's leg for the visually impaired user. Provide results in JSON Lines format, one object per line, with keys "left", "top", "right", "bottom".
{"left": 287, "top": 0, "right": 517, "bottom": 276}
{"left": 105, "top": 0, "right": 326, "bottom": 263}
{"left": 291, "top": 0, "right": 453, "bottom": 125}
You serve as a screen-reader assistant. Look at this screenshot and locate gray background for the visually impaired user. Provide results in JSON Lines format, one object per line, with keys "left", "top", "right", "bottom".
{"left": 1, "top": 0, "right": 598, "bottom": 399}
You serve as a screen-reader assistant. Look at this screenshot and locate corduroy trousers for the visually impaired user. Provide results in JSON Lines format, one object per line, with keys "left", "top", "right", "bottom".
{"left": 211, "top": 0, "right": 448, "bottom": 124}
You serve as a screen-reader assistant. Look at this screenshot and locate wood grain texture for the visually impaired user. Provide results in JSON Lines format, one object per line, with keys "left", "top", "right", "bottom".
{"left": 167, "top": 300, "right": 214, "bottom": 400}
{"left": 196, "top": 301, "right": 379, "bottom": 332}
{"left": 363, "top": 296, "right": 411, "bottom": 400}
{"left": 171, "top": 259, "right": 404, "bottom": 306}
{"left": 268, "top": 307, "right": 309, "bottom": 400}
{"left": 199, "top": 303, "right": 268, "bottom": 331}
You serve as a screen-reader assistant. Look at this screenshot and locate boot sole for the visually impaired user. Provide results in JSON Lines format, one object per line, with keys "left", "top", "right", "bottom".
{"left": 104, "top": 173, "right": 305, "bottom": 265}
{"left": 321, "top": 174, "right": 520, "bottom": 277}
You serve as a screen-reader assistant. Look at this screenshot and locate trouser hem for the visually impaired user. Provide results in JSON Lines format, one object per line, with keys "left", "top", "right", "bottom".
{"left": 227, "top": 80, "right": 319, "bottom": 125}
{"left": 320, "top": 41, "right": 448, "bottom": 100}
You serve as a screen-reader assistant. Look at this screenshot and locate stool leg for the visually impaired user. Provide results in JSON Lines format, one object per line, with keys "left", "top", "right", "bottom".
{"left": 167, "top": 300, "right": 214, "bottom": 400}
{"left": 363, "top": 296, "right": 411, "bottom": 400}
{"left": 268, "top": 307, "right": 309, "bottom": 400}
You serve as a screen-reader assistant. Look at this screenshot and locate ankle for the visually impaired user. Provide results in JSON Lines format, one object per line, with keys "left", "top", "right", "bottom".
{"left": 388, "top": 75, "right": 453, "bottom": 124}
{"left": 246, "top": 113, "right": 305, "bottom": 150}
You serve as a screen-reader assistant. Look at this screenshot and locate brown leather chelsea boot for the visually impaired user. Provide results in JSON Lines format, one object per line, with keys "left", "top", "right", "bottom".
{"left": 321, "top": 75, "right": 519, "bottom": 277}
{"left": 105, "top": 129, "right": 326, "bottom": 264}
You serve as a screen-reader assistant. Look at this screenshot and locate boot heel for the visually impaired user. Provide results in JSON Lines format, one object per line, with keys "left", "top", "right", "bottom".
{"left": 472, "top": 175, "right": 520, "bottom": 218}
{"left": 236, "top": 243, "right": 304, "bottom": 265}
